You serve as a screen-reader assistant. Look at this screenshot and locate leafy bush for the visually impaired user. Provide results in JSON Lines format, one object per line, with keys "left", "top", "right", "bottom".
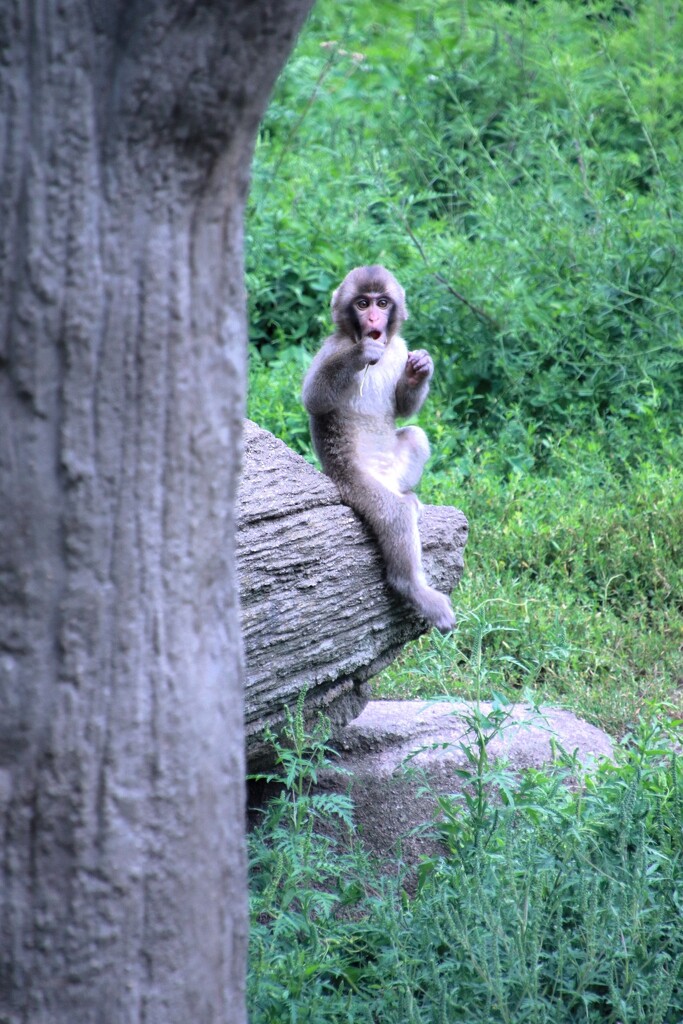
{"left": 246, "top": 0, "right": 683, "bottom": 439}
{"left": 248, "top": 705, "right": 683, "bottom": 1023}
{"left": 248, "top": 345, "right": 312, "bottom": 456}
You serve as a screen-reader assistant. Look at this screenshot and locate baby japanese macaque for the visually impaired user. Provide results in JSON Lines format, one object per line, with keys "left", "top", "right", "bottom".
{"left": 302, "top": 265, "right": 455, "bottom": 631}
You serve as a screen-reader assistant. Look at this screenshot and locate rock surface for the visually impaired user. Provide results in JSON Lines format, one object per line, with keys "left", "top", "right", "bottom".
{"left": 319, "top": 699, "right": 614, "bottom": 863}
{"left": 237, "top": 422, "right": 469, "bottom": 764}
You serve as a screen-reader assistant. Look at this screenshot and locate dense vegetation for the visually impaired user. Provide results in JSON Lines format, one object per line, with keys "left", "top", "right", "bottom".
{"left": 246, "top": 0, "right": 683, "bottom": 1018}
{"left": 249, "top": 702, "right": 683, "bottom": 1023}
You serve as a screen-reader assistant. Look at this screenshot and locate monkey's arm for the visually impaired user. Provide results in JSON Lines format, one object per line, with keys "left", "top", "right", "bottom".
{"left": 395, "top": 349, "right": 434, "bottom": 418}
{"left": 303, "top": 336, "right": 378, "bottom": 415}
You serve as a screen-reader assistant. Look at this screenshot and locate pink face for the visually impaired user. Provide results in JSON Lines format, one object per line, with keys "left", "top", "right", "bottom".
{"left": 353, "top": 293, "right": 393, "bottom": 344}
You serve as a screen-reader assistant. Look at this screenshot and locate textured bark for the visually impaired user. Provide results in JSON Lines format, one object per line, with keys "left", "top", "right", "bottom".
{"left": 0, "top": 2, "right": 312, "bottom": 1023}
{"left": 238, "top": 422, "right": 469, "bottom": 764}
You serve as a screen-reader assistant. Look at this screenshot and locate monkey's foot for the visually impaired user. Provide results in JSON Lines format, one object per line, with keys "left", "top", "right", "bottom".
{"left": 414, "top": 586, "right": 456, "bottom": 634}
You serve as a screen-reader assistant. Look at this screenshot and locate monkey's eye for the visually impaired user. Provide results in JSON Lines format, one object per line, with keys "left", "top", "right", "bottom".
{"left": 377, "top": 297, "right": 390, "bottom": 308}
{"left": 355, "top": 298, "right": 370, "bottom": 309}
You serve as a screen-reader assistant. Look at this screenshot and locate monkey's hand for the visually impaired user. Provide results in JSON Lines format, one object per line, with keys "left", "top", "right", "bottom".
{"left": 357, "top": 335, "right": 387, "bottom": 368}
{"left": 405, "top": 349, "right": 434, "bottom": 386}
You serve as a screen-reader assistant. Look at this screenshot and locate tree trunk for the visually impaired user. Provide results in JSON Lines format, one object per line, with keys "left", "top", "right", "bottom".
{"left": 0, "top": 2, "right": 312, "bottom": 1022}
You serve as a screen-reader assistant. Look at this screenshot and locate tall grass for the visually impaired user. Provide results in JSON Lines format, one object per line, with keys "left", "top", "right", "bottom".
{"left": 377, "top": 428, "right": 683, "bottom": 735}
{"left": 248, "top": 703, "right": 683, "bottom": 1023}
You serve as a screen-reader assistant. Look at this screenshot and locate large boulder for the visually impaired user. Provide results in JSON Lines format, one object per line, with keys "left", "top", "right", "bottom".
{"left": 237, "top": 422, "right": 468, "bottom": 764}
{"left": 321, "top": 699, "right": 614, "bottom": 863}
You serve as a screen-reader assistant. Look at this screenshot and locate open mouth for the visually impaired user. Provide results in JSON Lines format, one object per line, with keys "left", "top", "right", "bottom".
{"left": 368, "top": 330, "right": 382, "bottom": 341}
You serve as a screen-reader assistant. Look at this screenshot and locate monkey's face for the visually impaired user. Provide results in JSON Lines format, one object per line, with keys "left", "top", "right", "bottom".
{"left": 332, "top": 265, "right": 408, "bottom": 345}
{"left": 352, "top": 293, "right": 393, "bottom": 348}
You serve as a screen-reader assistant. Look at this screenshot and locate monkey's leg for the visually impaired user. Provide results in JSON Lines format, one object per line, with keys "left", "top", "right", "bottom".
{"left": 344, "top": 473, "right": 455, "bottom": 633}
{"left": 394, "top": 426, "right": 430, "bottom": 492}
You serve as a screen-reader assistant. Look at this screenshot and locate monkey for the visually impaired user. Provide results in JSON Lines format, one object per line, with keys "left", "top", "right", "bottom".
{"left": 302, "top": 265, "right": 455, "bottom": 633}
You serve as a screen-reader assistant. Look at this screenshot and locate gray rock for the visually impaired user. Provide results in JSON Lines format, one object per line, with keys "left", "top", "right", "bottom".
{"left": 320, "top": 700, "right": 614, "bottom": 864}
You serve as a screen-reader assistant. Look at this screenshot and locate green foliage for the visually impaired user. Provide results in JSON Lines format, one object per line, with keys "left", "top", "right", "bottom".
{"left": 376, "top": 427, "right": 683, "bottom": 735}
{"left": 247, "top": 0, "right": 683, "bottom": 439}
{"left": 248, "top": 345, "right": 312, "bottom": 456}
{"left": 248, "top": 694, "right": 380, "bottom": 1022}
{"left": 246, "top": 5, "right": 683, "bottom": 1015}
{"left": 405, "top": 718, "right": 683, "bottom": 1024}
{"left": 248, "top": 708, "right": 683, "bottom": 1022}
{"left": 245, "top": 0, "right": 683, "bottom": 737}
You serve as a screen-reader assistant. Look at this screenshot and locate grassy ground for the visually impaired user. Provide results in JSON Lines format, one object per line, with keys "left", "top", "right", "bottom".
{"left": 373, "top": 427, "right": 683, "bottom": 737}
